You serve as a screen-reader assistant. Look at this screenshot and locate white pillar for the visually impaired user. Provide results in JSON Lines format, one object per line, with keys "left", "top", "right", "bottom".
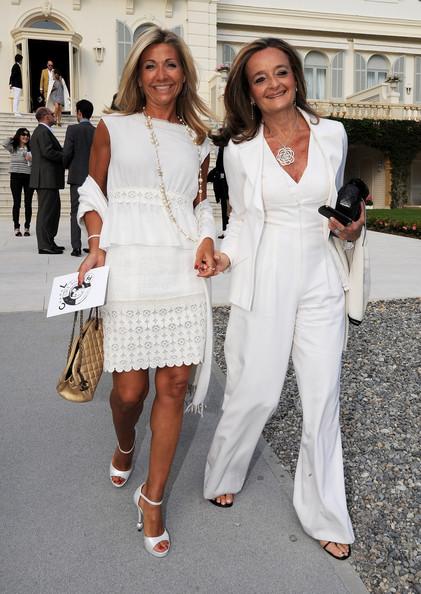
{"left": 344, "top": 38, "right": 355, "bottom": 99}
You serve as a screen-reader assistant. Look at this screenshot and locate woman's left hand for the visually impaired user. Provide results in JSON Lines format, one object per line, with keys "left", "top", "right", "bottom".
{"left": 328, "top": 203, "right": 365, "bottom": 242}
{"left": 194, "top": 237, "right": 217, "bottom": 277}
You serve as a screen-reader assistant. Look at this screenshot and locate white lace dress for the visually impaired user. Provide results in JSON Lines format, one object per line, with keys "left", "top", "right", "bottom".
{"left": 97, "top": 113, "right": 212, "bottom": 373}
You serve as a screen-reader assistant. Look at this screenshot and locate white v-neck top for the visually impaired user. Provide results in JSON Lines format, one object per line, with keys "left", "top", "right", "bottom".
{"left": 262, "top": 132, "right": 329, "bottom": 228}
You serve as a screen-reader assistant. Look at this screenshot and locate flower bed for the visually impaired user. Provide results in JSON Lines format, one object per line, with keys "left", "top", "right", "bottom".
{"left": 366, "top": 208, "right": 421, "bottom": 239}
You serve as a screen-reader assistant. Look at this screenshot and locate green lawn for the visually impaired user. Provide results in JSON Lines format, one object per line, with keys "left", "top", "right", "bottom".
{"left": 367, "top": 208, "right": 421, "bottom": 225}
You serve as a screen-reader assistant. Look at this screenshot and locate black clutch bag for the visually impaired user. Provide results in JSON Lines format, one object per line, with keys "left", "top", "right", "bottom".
{"left": 318, "top": 178, "right": 369, "bottom": 225}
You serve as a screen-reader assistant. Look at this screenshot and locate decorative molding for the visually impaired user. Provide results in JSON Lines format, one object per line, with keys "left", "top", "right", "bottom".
{"left": 42, "top": 1, "right": 52, "bottom": 18}
{"left": 11, "top": 0, "right": 21, "bottom": 6}
{"left": 73, "top": 0, "right": 81, "bottom": 10}
{"left": 165, "top": 0, "right": 173, "bottom": 18}
{"left": 126, "top": 0, "right": 134, "bottom": 15}
{"left": 217, "top": 4, "right": 421, "bottom": 40}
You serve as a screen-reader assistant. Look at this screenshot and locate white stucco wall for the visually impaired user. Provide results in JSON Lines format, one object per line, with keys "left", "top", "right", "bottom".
{"left": 2, "top": 0, "right": 216, "bottom": 114}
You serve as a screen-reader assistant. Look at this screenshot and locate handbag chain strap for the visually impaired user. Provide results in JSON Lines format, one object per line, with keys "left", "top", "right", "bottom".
{"left": 76, "top": 310, "right": 89, "bottom": 391}
{"left": 66, "top": 308, "right": 100, "bottom": 391}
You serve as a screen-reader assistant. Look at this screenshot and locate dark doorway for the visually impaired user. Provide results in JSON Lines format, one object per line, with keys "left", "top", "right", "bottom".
{"left": 28, "top": 39, "right": 70, "bottom": 112}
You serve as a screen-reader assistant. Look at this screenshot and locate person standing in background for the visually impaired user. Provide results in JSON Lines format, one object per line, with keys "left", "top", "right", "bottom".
{"left": 30, "top": 107, "right": 65, "bottom": 255}
{"left": 63, "top": 99, "right": 95, "bottom": 256}
{"left": 207, "top": 138, "right": 229, "bottom": 239}
{"left": 2, "top": 128, "right": 34, "bottom": 236}
{"left": 9, "top": 54, "right": 23, "bottom": 117}
{"left": 49, "top": 70, "right": 65, "bottom": 126}
{"left": 39, "top": 59, "right": 54, "bottom": 102}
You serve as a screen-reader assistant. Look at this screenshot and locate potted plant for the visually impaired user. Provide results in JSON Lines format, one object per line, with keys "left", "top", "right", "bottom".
{"left": 365, "top": 194, "right": 374, "bottom": 209}
{"left": 216, "top": 63, "right": 230, "bottom": 73}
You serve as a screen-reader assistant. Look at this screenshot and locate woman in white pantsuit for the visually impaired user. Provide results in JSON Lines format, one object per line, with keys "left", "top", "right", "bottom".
{"left": 204, "top": 38, "right": 366, "bottom": 561}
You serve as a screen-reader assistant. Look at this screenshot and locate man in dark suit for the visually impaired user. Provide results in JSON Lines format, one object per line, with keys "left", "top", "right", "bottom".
{"left": 9, "top": 54, "right": 23, "bottom": 116}
{"left": 30, "top": 107, "right": 65, "bottom": 254}
{"left": 63, "top": 99, "right": 95, "bottom": 256}
{"left": 207, "top": 145, "right": 230, "bottom": 239}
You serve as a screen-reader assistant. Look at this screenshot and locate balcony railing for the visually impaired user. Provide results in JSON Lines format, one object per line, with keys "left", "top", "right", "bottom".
{"left": 309, "top": 101, "right": 421, "bottom": 121}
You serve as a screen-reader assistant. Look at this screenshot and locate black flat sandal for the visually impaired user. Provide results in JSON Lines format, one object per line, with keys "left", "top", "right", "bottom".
{"left": 322, "top": 541, "right": 351, "bottom": 560}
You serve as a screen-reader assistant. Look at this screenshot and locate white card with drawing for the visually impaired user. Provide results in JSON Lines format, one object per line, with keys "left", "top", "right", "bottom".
{"left": 47, "top": 266, "right": 109, "bottom": 317}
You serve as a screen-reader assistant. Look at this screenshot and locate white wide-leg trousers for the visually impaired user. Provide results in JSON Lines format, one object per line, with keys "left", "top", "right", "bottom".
{"left": 12, "top": 87, "right": 22, "bottom": 114}
{"left": 204, "top": 223, "right": 354, "bottom": 544}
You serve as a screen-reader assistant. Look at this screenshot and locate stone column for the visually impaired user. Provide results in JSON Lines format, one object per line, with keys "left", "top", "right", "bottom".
{"left": 344, "top": 38, "right": 354, "bottom": 99}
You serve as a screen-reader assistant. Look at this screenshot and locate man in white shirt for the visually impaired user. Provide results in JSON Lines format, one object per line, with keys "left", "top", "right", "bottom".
{"left": 9, "top": 54, "right": 23, "bottom": 116}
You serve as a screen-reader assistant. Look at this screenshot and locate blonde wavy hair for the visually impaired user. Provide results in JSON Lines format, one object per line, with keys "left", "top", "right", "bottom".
{"left": 107, "top": 26, "right": 211, "bottom": 144}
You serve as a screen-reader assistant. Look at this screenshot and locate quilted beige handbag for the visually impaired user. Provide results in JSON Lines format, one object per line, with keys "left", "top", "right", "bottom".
{"left": 57, "top": 308, "right": 104, "bottom": 402}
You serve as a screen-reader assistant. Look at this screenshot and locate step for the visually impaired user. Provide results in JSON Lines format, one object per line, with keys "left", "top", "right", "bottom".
{"left": 0, "top": 112, "right": 221, "bottom": 221}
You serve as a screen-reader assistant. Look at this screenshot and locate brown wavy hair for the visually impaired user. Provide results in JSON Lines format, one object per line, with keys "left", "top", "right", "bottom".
{"left": 222, "top": 37, "right": 319, "bottom": 144}
{"left": 106, "top": 26, "right": 212, "bottom": 144}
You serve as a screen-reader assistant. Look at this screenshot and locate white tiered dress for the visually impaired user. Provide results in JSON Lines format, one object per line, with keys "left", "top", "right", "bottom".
{"left": 80, "top": 113, "right": 213, "bottom": 380}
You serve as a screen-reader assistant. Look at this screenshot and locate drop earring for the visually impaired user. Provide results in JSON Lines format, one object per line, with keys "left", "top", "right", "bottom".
{"left": 250, "top": 99, "right": 255, "bottom": 120}
{"left": 294, "top": 87, "right": 298, "bottom": 106}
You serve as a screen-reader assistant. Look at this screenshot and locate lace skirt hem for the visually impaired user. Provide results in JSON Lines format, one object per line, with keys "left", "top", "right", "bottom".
{"left": 102, "top": 294, "right": 206, "bottom": 372}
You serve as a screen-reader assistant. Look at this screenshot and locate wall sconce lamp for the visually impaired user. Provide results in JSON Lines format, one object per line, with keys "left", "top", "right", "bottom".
{"left": 93, "top": 39, "right": 105, "bottom": 63}
{"left": 405, "top": 85, "right": 412, "bottom": 95}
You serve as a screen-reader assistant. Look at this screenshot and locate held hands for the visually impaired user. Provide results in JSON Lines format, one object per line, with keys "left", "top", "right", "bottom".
{"left": 194, "top": 238, "right": 217, "bottom": 277}
{"left": 77, "top": 249, "right": 106, "bottom": 285}
{"left": 328, "top": 203, "right": 365, "bottom": 242}
{"left": 214, "top": 251, "right": 231, "bottom": 274}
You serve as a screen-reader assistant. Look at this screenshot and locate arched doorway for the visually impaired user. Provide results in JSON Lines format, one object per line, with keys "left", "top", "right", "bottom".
{"left": 11, "top": 12, "right": 82, "bottom": 113}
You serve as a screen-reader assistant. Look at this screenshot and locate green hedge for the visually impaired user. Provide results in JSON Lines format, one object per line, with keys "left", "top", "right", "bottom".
{"left": 366, "top": 208, "right": 421, "bottom": 238}
{"left": 330, "top": 118, "right": 421, "bottom": 208}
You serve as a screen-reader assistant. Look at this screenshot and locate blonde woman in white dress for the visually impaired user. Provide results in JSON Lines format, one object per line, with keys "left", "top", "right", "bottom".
{"left": 77, "top": 27, "right": 216, "bottom": 558}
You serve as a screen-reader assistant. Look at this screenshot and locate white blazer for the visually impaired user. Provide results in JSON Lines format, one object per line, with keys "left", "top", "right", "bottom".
{"left": 221, "top": 109, "right": 369, "bottom": 321}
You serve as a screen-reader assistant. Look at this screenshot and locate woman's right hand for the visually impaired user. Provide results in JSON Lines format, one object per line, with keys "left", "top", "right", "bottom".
{"left": 214, "top": 251, "right": 231, "bottom": 274}
{"left": 77, "top": 249, "right": 106, "bottom": 285}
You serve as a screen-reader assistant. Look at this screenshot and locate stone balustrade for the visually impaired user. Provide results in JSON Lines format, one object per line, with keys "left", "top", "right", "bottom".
{"left": 309, "top": 101, "right": 421, "bottom": 121}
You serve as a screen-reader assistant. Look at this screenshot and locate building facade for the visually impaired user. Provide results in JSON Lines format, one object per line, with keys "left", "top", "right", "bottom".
{"left": 2, "top": 0, "right": 421, "bottom": 206}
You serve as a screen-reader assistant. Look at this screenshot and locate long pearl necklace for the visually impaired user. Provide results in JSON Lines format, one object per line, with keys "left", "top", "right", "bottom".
{"left": 143, "top": 108, "right": 202, "bottom": 242}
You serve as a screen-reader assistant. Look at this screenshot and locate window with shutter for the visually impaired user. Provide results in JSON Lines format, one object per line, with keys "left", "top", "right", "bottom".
{"left": 415, "top": 57, "right": 421, "bottom": 103}
{"left": 392, "top": 56, "right": 405, "bottom": 101}
{"left": 367, "top": 55, "right": 388, "bottom": 87}
{"left": 117, "top": 20, "right": 133, "bottom": 81}
{"left": 222, "top": 44, "right": 235, "bottom": 65}
{"left": 304, "top": 51, "right": 328, "bottom": 100}
{"left": 332, "top": 52, "right": 344, "bottom": 99}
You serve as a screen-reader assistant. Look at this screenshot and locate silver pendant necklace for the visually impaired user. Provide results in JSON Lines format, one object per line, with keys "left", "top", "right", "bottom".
{"left": 276, "top": 145, "right": 295, "bottom": 167}
{"left": 269, "top": 110, "right": 298, "bottom": 167}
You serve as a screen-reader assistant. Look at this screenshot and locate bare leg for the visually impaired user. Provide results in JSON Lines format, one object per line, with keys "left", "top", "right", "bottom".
{"left": 138, "top": 364, "right": 190, "bottom": 554}
{"left": 110, "top": 369, "right": 149, "bottom": 486}
{"left": 54, "top": 103, "right": 62, "bottom": 125}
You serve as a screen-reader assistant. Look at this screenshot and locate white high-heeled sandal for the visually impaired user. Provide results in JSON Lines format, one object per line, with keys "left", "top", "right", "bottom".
{"left": 133, "top": 483, "right": 171, "bottom": 558}
{"left": 109, "top": 431, "right": 136, "bottom": 488}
